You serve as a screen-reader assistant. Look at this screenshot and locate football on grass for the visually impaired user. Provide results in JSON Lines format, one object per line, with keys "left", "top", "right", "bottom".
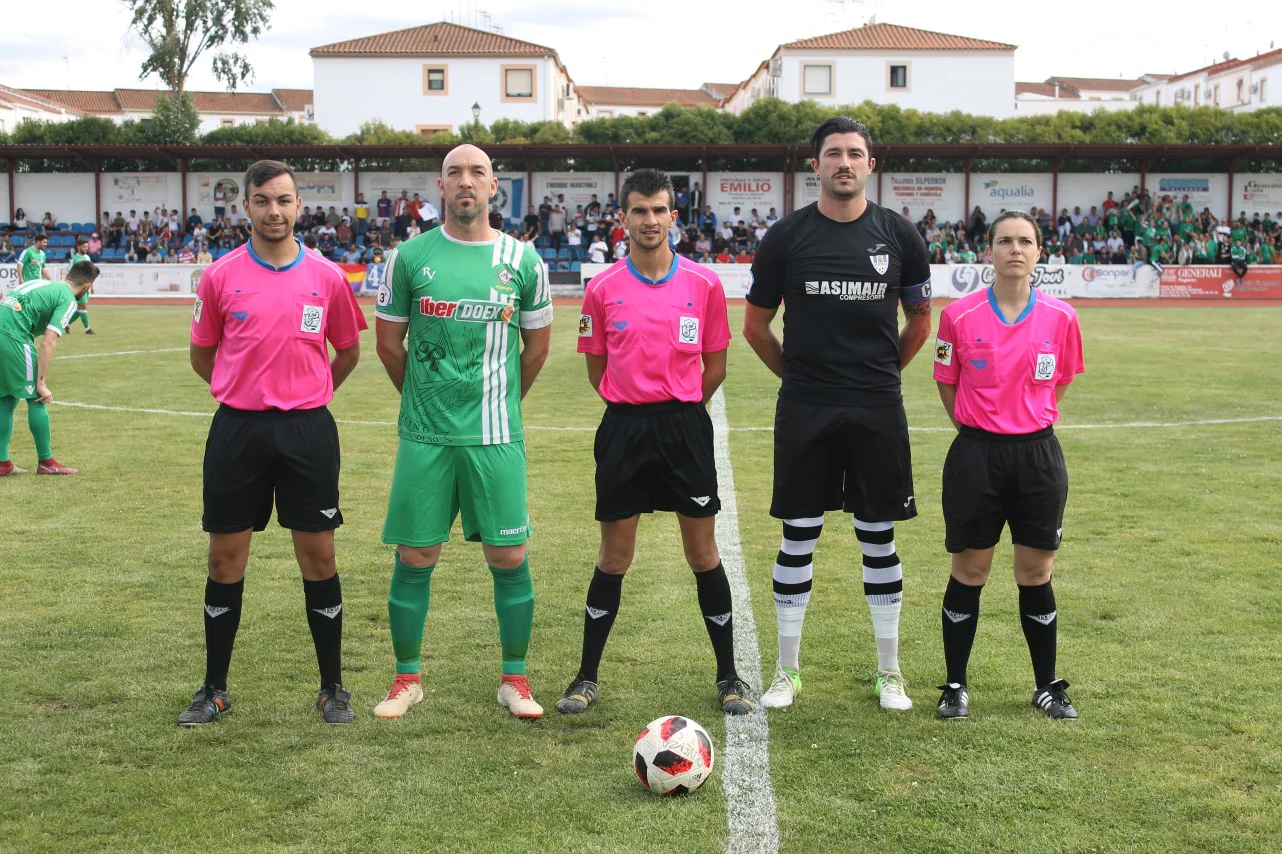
{"left": 633, "top": 715, "right": 715, "bottom": 795}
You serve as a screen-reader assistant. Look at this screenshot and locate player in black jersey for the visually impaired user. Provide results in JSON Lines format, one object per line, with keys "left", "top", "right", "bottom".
{"left": 743, "top": 117, "right": 932, "bottom": 712}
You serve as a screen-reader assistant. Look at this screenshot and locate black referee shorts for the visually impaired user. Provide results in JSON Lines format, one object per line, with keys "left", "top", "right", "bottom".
{"left": 771, "top": 398, "right": 917, "bottom": 521}
{"left": 942, "top": 426, "right": 1068, "bottom": 554}
{"left": 202, "top": 404, "right": 344, "bottom": 534}
{"left": 594, "top": 401, "right": 719, "bottom": 522}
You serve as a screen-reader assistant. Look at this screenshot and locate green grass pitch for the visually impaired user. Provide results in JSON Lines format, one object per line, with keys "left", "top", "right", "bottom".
{"left": 2, "top": 301, "right": 1281, "bottom": 852}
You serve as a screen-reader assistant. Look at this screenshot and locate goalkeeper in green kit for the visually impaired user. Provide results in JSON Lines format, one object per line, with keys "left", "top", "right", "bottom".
{"left": 372, "top": 144, "right": 553, "bottom": 720}
{"left": 0, "top": 260, "right": 100, "bottom": 477}
{"left": 68, "top": 237, "right": 96, "bottom": 334}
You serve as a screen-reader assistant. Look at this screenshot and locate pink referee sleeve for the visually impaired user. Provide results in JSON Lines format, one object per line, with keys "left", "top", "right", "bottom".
{"left": 191, "top": 268, "right": 223, "bottom": 346}
{"left": 1058, "top": 313, "right": 1085, "bottom": 385}
{"left": 932, "top": 310, "right": 960, "bottom": 384}
{"left": 576, "top": 282, "right": 606, "bottom": 355}
{"left": 702, "top": 273, "right": 731, "bottom": 352}
{"left": 326, "top": 274, "right": 368, "bottom": 350}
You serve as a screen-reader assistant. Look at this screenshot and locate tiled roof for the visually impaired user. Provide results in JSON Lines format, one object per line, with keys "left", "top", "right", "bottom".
{"left": 272, "top": 88, "right": 314, "bottom": 111}
{"left": 578, "top": 86, "right": 718, "bottom": 107}
{"left": 1016, "top": 82, "right": 1080, "bottom": 99}
{"left": 1046, "top": 76, "right": 1143, "bottom": 92}
{"left": 701, "top": 82, "right": 742, "bottom": 98}
{"left": 311, "top": 21, "right": 555, "bottom": 58}
{"left": 783, "top": 22, "right": 1015, "bottom": 52}
{"left": 0, "top": 85, "right": 79, "bottom": 114}
{"left": 22, "top": 89, "right": 122, "bottom": 114}
{"left": 21, "top": 88, "right": 311, "bottom": 116}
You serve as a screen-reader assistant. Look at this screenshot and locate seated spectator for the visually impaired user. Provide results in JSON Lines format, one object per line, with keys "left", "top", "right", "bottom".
{"left": 310, "top": 207, "right": 326, "bottom": 232}
{"left": 325, "top": 206, "right": 341, "bottom": 229}
{"left": 735, "top": 247, "right": 752, "bottom": 264}
{"left": 1047, "top": 246, "right": 1066, "bottom": 265}
{"left": 9, "top": 208, "right": 29, "bottom": 232}
{"left": 405, "top": 221, "right": 421, "bottom": 240}
{"left": 146, "top": 243, "right": 163, "bottom": 263}
{"left": 41, "top": 212, "right": 57, "bottom": 231}
{"left": 126, "top": 240, "right": 141, "bottom": 263}
{"left": 178, "top": 244, "right": 195, "bottom": 264}
{"left": 0, "top": 234, "right": 14, "bottom": 261}
{"left": 186, "top": 208, "right": 202, "bottom": 234}
{"left": 337, "top": 220, "right": 352, "bottom": 245}
{"left": 196, "top": 243, "right": 213, "bottom": 264}
{"left": 714, "top": 246, "right": 732, "bottom": 264}
{"left": 695, "top": 233, "right": 711, "bottom": 256}
{"left": 111, "top": 211, "right": 126, "bottom": 246}
{"left": 766, "top": 207, "right": 779, "bottom": 226}
{"left": 341, "top": 244, "right": 360, "bottom": 264}
{"left": 928, "top": 245, "right": 945, "bottom": 264}
{"left": 523, "top": 205, "right": 540, "bottom": 241}
{"left": 588, "top": 234, "right": 609, "bottom": 264}
{"left": 100, "top": 211, "right": 113, "bottom": 237}
{"left": 87, "top": 233, "right": 102, "bottom": 258}
{"left": 297, "top": 206, "right": 312, "bottom": 234}
{"left": 945, "top": 243, "right": 960, "bottom": 264}
{"left": 613, "top": 236, "right": 628, "bottom": 260}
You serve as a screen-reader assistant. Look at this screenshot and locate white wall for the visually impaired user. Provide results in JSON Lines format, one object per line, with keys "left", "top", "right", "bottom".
{"left": 968, "top": 173, "right": 1054, "bottom": 216}
{"left": 707, "top": 172, "right": 783, "bottom": 221}
{"left": 1235, "top": 175, "right": 1282, "bottom": 216}
{"left": 1013, "top": 98, "right": 1135, "bottom": 116}
{"left": 313, "top": 56, "right": 557, "bottom": 137}
{"left": 102, "top": 173, "right": 182, "bottom": 219}
{"left": 13, "top": 173, "right": 95, "bottom": 224}
{"left": 1055, "top": 174, "right": 1139, "bottom": 215}
{"left": 781, "top": 50, "right": 1015, "bottom": 118}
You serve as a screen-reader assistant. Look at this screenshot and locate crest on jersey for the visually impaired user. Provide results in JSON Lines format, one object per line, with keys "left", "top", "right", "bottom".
{"left": 300, "top": 304, "right": 323, "bottom": 334}
{"left": 870, "top": 253, "right": 890, "bottom": 275}
{"left": 934, "top": 339, "right": 953, "bottom": 366}
{"left": 497, "top": 268, "right": 513, "bottom": 285}
{"left": 1034, "top": 353, "right": 1056, "bottom": 380}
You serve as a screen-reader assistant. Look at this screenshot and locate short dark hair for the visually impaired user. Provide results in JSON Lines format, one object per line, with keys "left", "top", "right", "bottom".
{"left": 987, "top": 210, "right": 1043, "bottom": 248}
{"left": 244, "top": 159, "right": 296, "bottom": 193}
{"left": 34, "top": 232, "right": 49, "bottom": 242}
{"left": 303, "top": 233, "right": 318, "bottom": 248}
{"left": 620, "top": 168, "right": 676, "bottom": 211}
{"left": 811, "top": 116, "right": 874, "bottom": 160}
{"left": 66, "top": 260, "right": 100, "bottom": 284}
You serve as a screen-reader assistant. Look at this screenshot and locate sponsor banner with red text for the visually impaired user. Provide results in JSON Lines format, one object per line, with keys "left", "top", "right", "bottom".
{"left": 1158, "top": 265, "right": 1282, "bottom": 299}
{"left": 708, "top": 173, "right": 783, "bottom": 223}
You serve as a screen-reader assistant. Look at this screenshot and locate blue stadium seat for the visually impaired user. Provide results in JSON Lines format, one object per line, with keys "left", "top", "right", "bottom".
{"left": 539, "top": 248, "right": 556, "bottom": 261}
{"left": 355, "top": 236, "right": 365, "bottom": 246}
{"left": 570, "top": 261, "right": 582, "bottom": 272}
{"left": 556, "top": 261, "right": 571, "bottom": 272}
{"left": 56, "top": 222, "right": 69, "bottom": 231}
{"left": 13, "top": 235, "right": 27, "bottom": 247}
{"left": 535, "top": 235, "right": 550, "bottom": 248}
{"left": 46, "top": 249, "right": 67, "bottom": 261}
{"left": 556, "top": 248, "right": 570, "bottom": 260}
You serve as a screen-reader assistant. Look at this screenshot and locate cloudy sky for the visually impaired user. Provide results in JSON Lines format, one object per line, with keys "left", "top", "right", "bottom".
{"left": 1, "top": 0, "right": 1278, "bottom": 94}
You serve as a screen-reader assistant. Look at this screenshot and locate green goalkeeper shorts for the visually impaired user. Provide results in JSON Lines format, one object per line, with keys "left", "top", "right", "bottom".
{"left": 0, "top": 336, "right": 38, "bottom": 399}
{"left": 382, "top": 439, "right": 531, "bottom": 547}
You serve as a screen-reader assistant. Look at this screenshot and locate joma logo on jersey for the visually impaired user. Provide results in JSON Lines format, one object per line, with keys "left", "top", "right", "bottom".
{"left": 419, "top": 296, "right": 515, "bottom": 323}
{"left": 803, "top": 281, "right": 888, "bottom": 300}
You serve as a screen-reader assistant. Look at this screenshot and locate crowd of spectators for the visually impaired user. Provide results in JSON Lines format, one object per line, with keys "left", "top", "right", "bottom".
{"left": 910, "top": 187, "right": 1282, "bottom": 274}
{"left": 504, "top": 187, "right": 779, "bottom": 269}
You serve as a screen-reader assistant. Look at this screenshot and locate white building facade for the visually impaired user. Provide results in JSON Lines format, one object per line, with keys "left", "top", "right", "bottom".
{"left": 310, "top": 22, "right": 583, "bottom": 137}
{"left": 1132, "top": 49, "right": 1281, "bottom": 112}
{"left": 723, "top": 23, "right": 1016, "bottom": 118}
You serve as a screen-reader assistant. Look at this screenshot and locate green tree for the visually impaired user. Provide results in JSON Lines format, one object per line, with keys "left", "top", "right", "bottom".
{"left": 125, "top": 0, "right": 274, "bottom": 93}
{"left": 147, "top": 91, "right": 201, "bottom": 144}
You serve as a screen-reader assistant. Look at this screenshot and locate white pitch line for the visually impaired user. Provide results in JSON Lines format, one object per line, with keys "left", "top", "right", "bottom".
{"left": 710, "top": 388, "right": 779, "bottom": 854}
{"left": 60, "top": 347, "right": 189, "bottom": 360}
{"left": 47, "top": 400, "right": 1282, "bottom": 435}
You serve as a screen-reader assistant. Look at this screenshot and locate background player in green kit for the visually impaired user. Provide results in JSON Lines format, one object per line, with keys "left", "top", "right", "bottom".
{"left": 373, "top": 144, "right": 554, "bottom": 720}
{"left": 0, "top": 260, "right": 99, "bottom": 477}
{"left": 68, "top": 238, "right": 95, "bottom": 334}
{"left": 18, "top": 233, "right": 52, "bottom": 283}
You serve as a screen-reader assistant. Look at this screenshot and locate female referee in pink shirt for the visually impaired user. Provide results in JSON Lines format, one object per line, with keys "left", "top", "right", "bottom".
{"left": 931, "top": 211, "right": 1084, "bottom": 721}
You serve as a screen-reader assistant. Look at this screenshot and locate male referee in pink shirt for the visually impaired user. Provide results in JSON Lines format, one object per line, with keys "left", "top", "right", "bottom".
{"left": 556, "top": 168, "right": 756, "bottom": 717}
{"left": 179, "top": 160, "right": 368, "bottom": 726}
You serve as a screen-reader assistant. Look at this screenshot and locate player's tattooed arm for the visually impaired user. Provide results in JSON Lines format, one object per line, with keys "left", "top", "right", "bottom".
{"left": 899, "top": 299, "right": 933, "bottom": 368}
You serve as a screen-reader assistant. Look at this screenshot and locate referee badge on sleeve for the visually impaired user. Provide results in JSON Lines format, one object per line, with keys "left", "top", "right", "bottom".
{"left": 193, "top": 298, "right": 203, "bottom": 323}
{"left": 934, "top": 339, "right": 953, "bottom": 366}
{"left": 579, "top": 314, "right": 593, "bottom": 337}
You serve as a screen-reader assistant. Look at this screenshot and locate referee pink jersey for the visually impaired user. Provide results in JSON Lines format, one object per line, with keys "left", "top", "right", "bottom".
{"left": 933, "top": 287, "right": 1084, "bottom": 434}
{"left": 191, "top": 240, "right": 367, "bottom": 411}
{"left": 577, "top": 255, "right": 731, "bottom": 404}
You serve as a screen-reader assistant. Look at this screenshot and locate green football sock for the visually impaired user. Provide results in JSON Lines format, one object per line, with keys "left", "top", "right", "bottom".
{"left": 490, "top": 558, "right": 534, "bottom": 676}
{"left": 388, "top": 554, "right": 434, "bottom": 675}
{"left": 27, "top": 401, "right": 52, "bottom": 460}
{"left": 0, "top": 396, "right": 16, "bottom": 461}
{"left": 77, "top": 310, "right": 90, "bottom": 328}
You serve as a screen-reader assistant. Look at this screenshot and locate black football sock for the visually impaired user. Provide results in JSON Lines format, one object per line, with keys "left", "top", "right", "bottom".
{"left": 577, "top": 567, "right": 622, "bottom": 683}
{"left": 941, "top": 575, "right": 984, "bottom": 686}
{"left": 203, "top": 577, "right": 244, "bottom": 691}
{"left": 303, "top": 574, "right": 344, "bottom": 688}
{"left": 1019, "top": 580, "right": 1058, "bottom": 689}
{"left": 694, "top": 563, "right": 737, "bottom": 683}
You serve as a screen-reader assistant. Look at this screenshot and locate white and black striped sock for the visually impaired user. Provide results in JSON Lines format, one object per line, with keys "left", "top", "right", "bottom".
{"left": 855, "top": 518, "right": 903, "bottom": 673}
{"left": 773, "top": 516, "right": 822, "bottom": 671}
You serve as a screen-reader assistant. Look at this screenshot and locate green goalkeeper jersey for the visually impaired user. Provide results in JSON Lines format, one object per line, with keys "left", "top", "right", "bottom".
{"left": 375, "top": 229, "right": 553, "bottom": 446}
{"left": 0, "top": 279, "right": 78, "bottom": 342}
